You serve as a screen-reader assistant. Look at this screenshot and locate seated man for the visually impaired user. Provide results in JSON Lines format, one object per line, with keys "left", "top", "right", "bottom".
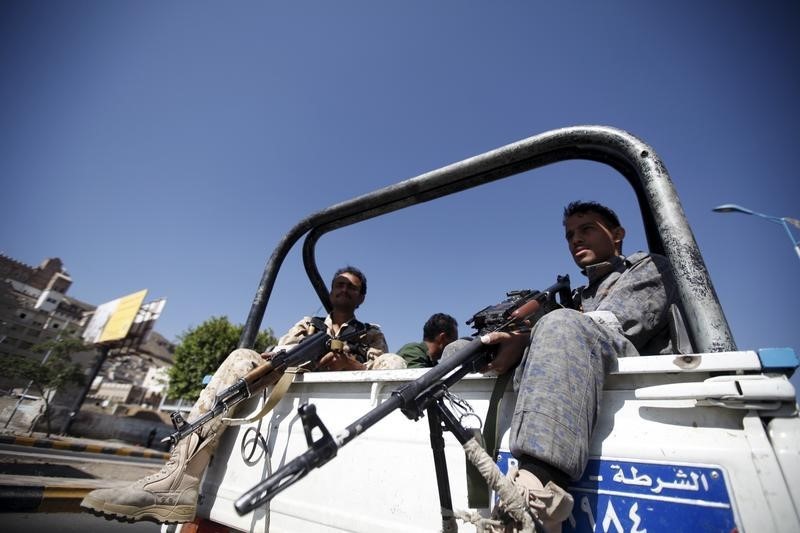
{"left": 81, "top": 265, "right": 404, "bottom": 524}
{"left": 462, "top": 201, "right": 677, "bottom": 532}
{"left": 397, "top": 312, "right": 459, "bottom": 368}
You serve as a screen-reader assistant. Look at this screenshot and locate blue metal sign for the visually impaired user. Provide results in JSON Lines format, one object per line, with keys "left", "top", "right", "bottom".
{"left": 495, "top": 453, "right": 737, "bottom": 532}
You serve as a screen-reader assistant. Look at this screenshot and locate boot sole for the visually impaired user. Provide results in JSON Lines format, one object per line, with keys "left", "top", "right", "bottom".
{"left": 81, "top": 494, "right": 195, "bottom": 524}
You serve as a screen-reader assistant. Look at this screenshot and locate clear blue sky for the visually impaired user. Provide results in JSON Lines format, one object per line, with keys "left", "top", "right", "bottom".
{"left": 2, "top": 2, "right": 798, "bottom": 392}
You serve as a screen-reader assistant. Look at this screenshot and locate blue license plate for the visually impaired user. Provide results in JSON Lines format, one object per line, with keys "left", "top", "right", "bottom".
{"left": 495, "top": 454, "right": 737, "bottom": 533}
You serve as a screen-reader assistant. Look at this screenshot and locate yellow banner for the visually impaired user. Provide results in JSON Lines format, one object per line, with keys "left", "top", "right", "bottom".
{"left": 98, "top": 289, "right": 148, "bottom": 343}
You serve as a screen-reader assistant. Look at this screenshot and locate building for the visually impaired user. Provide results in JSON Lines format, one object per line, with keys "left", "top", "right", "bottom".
{"left": 1, "top": 253, "right": 175, "bottom": 432}
{"left": 0, "top": 256, "right": 95, "bottom": 380}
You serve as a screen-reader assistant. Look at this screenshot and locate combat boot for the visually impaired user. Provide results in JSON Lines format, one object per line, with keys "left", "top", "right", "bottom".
{"left": 490, "top": 467, "right": 574, "bottom": 533}
{"left": 81, "top": 432, "right": 213, "bottom": 523}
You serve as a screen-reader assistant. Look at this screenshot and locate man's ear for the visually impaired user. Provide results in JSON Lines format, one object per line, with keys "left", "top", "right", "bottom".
{"left": 612, "top": 226, "right": 626, "bottom": 252}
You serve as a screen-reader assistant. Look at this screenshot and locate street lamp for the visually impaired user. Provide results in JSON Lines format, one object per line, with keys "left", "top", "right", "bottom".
{"left": 712, "top": 203, "right": 800, "bottom": 262}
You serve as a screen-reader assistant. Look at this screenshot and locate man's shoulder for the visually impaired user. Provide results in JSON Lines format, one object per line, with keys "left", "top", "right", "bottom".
{"left": 626, "top": 251, "right": 670, "bottom": 269}
{"left": 351, "top": 317, "right": 383, "bottom": 332}
{"left": 397, "top": 341, "right": 426, "bottom": 355}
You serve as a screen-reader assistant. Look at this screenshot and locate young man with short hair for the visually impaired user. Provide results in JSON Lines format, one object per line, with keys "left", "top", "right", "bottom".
{"left": 481, "top": 201, "right": 678, "bottom": 532}
{"left": 397, "top": 312, "right": 459, "bottom": 368}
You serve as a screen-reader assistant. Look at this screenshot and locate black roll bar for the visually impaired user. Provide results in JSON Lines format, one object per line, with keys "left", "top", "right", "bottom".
{"left": 240, "top": 125, "right": 735, "bottom": 354}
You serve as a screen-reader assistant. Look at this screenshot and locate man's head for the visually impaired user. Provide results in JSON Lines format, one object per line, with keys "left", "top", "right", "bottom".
{"left": 563, "top": 201, "right": 625, "bottom": 268}
{"left": 330, "top": 266, "right": 367, "bottom": 311}
{"left": 422, "top": 313, "right": 459, "bottom": 362}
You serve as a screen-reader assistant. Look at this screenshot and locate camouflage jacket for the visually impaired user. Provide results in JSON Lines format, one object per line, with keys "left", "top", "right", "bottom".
{"left": 575, "top": 252, "right": 678, "bottom": 355}
{"left": 277, "top": 314, "right": 389, "bottom": 363}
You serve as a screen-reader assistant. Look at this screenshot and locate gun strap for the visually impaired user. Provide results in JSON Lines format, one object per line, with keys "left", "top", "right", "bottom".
{"left": 222, "top": 368, "right": 302, "bottom": 426}
{"left": 465, "top": 370, "right": 513, "bottom": 508}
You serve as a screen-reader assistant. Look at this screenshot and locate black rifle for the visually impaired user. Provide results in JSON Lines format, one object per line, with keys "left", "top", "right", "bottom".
{"left": 162, "top": 326, "right": 368, "bottom": 447}
{"left": 235, "top": 274, "right": 571, "bottom": 516}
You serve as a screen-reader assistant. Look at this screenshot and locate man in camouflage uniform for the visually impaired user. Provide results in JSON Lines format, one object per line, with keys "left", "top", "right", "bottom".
{"left": 479, "top": 201, "right": 678, "bottom": 532}
{"left": 81, "top": 265, "right": 403, "bottom": 524}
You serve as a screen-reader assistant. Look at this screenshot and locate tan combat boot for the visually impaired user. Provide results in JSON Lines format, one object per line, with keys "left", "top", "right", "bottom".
{"left": 81, "top": 432, "right": 214, "bottom": 523}
{"left": 491, "top": 467, "right": 574, "bottom": 533}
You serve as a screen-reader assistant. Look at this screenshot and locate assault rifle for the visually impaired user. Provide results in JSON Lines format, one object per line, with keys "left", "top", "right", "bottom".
{"left": 467, "top": 274, "right": 573, "bottom": 336}
{"left": 162, "top": 326, "right": 369, "bottom": 447}
{"left": 235, "top": 274, "right": 572, "bottom": 522}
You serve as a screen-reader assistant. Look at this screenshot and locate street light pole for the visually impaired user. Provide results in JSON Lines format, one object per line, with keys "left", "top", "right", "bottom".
{"left": 713, "top": 203, "right": 800, "bottom": 262}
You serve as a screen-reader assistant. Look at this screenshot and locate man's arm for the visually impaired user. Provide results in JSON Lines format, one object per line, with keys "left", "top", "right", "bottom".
{"left": 363, "top": 325, "right": 389, "bottom": 359}
{"left": 397, "top": 342, "right": 431, "bottom": 368}
{"left": 591, "top": 254, "right": 677, "bottom": 349}
{"left": 276, "top": 317, "right": 314, "bottom": 348}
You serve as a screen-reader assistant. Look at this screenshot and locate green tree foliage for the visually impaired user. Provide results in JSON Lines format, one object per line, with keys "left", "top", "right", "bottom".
{"left": 167, "top": 316, "right": 276, "bottom": 401}
{"left": 6, "top": 337, "right": 89, "bottom": 436}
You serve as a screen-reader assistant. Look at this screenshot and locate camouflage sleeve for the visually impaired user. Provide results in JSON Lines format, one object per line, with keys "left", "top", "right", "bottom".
{"left": 363, "top": 325, "right": 389, "bottom": 362}
{"left": 593, "top": 254, "right": 677, "bottom": 349}
{"left": 277, "top": 317, "right": 314, "bottom": 348}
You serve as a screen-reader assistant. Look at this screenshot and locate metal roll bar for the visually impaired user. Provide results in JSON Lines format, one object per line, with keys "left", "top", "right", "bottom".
{"left": 239, "top": 125, "right": 734, "bottom": 354}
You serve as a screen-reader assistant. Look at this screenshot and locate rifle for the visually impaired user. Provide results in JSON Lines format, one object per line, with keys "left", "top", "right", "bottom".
{"left": 162, "top": 326, "right": 369, "bottom": 447}
{"left": 234, "top": 275, "right": 571, "bottom": 521}
{"left": 467, "top": 275, "right": 573, "bottom": 337}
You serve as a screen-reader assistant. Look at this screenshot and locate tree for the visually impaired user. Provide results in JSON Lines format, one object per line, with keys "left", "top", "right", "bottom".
{"left": 6, "top": 337, "right": 88, "bottom": 437}
{"left": 167, "top": 316, "right": 276, "bottom": 401}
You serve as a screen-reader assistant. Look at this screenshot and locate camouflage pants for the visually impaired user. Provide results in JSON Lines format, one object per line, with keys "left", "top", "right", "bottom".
{"left": 510, "top": 308, "right": 636, "bottom": 480}
{"left": 187, "top": 348, "right": 407, "bottom": 436}
{"left": 189, "top": 348, "right": 263, "bottom": 439}
{"left": 367, "top": 353, "right": 409, "bottom": 370}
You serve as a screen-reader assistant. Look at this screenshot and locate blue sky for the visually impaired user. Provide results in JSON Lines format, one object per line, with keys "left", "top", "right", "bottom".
{"left": 2, "top": 2, "right": 798, "bottom": 392}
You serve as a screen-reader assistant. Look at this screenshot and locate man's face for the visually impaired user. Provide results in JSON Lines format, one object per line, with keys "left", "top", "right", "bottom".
{"left": 564, "top": 211, "right": 624, "bottom": 268}
{"left": 329, "top": 272, "right": 365, "bottom": 311}
{"left": 429, "top": 328, "right": 458, "bottom": 362}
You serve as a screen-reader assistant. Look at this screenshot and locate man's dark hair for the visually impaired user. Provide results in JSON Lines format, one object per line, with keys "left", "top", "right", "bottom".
{"left": 423, "top": 313, "right": 458, "bottom": 341}
{"left": 563, "top": 201, "right": 621, "bottom": 229}
{"left": 333, "top": 266, "right": 367, "bottom": 295}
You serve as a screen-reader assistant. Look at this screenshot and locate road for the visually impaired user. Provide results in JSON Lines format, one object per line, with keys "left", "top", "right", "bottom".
{"left": 0, "top": 442, "right": 162, "bottom": 483}
{"left": 0, "top": 436, "right": 167, "bottom": 530}
{"left": 5, "top": 512, "right": 163, "bottom": 532}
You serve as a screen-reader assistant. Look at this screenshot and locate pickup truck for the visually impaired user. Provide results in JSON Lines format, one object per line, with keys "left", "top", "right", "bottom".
{"left": 165, "top": 125, "right": 799, "bottom": 533}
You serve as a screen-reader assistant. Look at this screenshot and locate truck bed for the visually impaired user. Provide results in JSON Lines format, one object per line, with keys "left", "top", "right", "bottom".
{"left": 195, "top": 350, "right": 799, "bottom": 532}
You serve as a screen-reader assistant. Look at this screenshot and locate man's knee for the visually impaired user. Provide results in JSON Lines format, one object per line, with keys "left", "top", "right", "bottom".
{"left": 368, "top": 353, "right": 407, "bottom": 370}
{"left": 530, "top": 308, "right": 598, "bottom": 344}
{"left": 441, "top": 338, "right": 472, "bottom": 361}
{"left": 216, "top": 348, "right": 263, "bottom": 377}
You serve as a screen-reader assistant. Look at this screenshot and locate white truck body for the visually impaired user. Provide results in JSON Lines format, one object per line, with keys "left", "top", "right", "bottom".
{"left": 189, "top": 349, "right": 799, "bottom": 532}
{"left": 165, "top": 126, "right": 800, "bottom": 532}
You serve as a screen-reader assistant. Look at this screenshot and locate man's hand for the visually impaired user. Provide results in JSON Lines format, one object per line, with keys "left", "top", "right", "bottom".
{"left": 318, "top": 351, "right": 367, "bottom": 371}
{"left": 480, "top": 329, "right": 529, "bottom": 375}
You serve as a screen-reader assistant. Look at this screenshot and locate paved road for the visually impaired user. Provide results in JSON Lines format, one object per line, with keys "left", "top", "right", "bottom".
{"left": 0, "top": 432, "right": 165, "bottom": 515}
{"left": 0, "top": 443, "right": 160, "bottom": 486}
{"left": 5, "top": 512, "right": 163, "bottom": 532}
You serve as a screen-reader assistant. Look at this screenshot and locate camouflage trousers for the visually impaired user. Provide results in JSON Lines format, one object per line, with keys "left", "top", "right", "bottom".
{"left": 510, "top": 308, "right": 637, "bottom": 480}
{"left": 189, "top": 349, "right": 264, "bottom": 439}
{"left": 188, "top": 348, "right": 407, "bottom": 438}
